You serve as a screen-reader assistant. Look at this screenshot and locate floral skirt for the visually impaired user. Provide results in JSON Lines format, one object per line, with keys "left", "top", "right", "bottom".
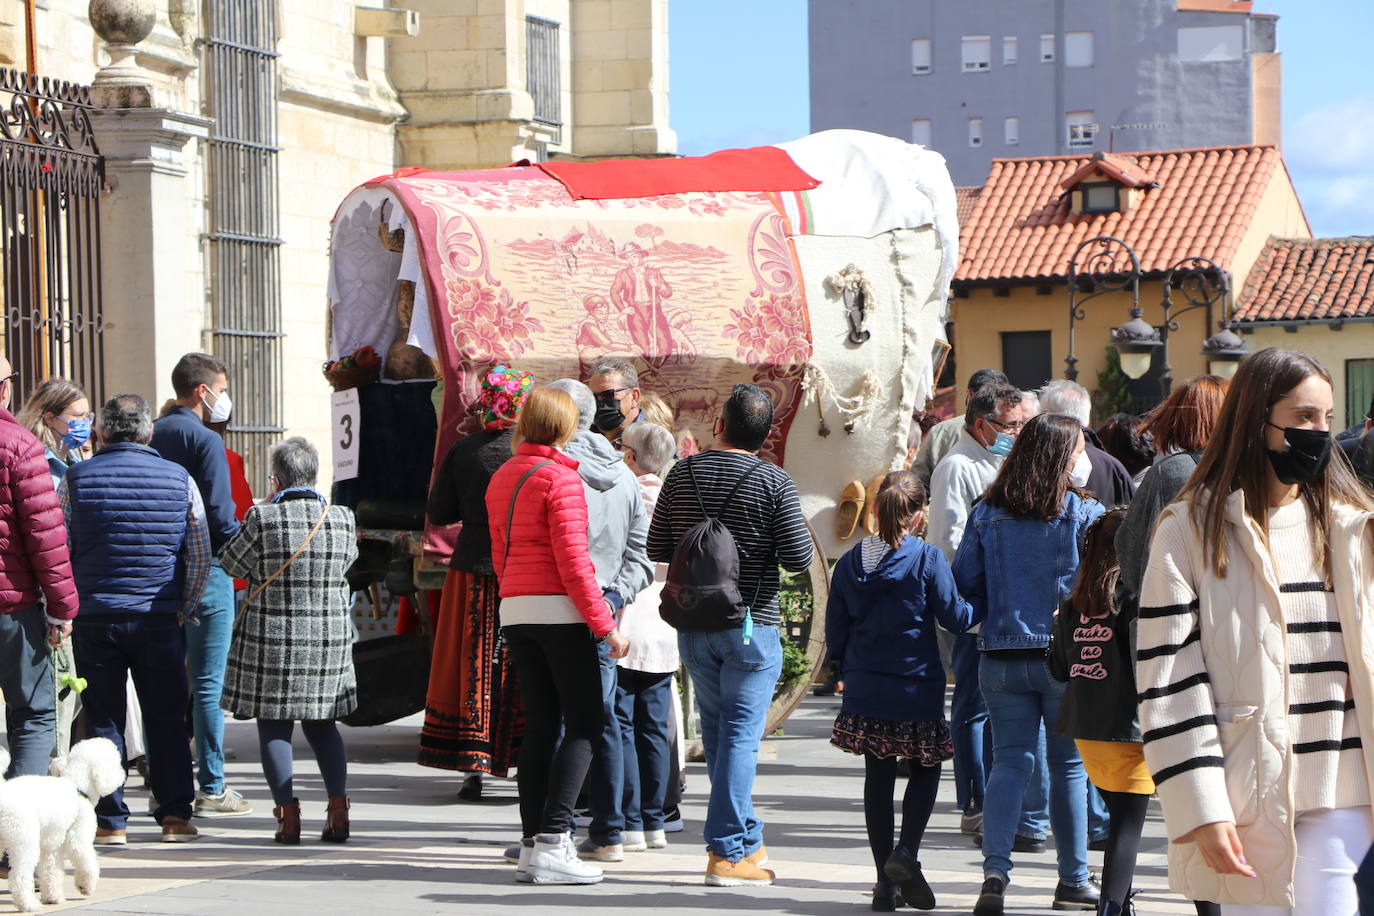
{"left": 831, "top": 712, "right": 954, "bottom": 766}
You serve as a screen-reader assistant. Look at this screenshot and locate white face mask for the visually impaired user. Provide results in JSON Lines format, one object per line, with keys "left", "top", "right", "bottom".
{"left": 1069, "top": 449, "right": 1092, "bottom": 488}
{"left": 203, "top": 388, "right": 233, "bottom": 424}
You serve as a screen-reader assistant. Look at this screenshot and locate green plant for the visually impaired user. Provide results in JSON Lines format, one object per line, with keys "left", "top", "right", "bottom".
{"left": 775, "top": 636, "right": 811, "bottom": 700}
{"left": 1096, "top": 346, "right": 1134, "bottom": 418}
{"left": 776, "top": 568, "right": 813, "bottom": 623}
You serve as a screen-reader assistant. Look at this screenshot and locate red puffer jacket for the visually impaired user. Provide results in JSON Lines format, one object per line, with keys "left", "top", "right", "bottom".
{"left": 486, "top": 442, "right": 615, "bottom": 637}
{"left": 0, "top": 407, "right": 78, "bottom": 619}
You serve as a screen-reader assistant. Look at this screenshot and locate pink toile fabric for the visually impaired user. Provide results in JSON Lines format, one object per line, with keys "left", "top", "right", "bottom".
{"left": 369, "top": 167, "right": 814, "bottom": 566}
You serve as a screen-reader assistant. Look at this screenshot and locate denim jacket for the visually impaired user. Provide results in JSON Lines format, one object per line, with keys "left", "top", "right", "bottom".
{"left": 951, "top": 491, "right": 1104, "bottom": 650}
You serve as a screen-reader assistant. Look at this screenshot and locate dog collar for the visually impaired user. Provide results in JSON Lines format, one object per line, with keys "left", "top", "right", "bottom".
{"left": 77, "top": 789, "right": 97, "bottom": 804}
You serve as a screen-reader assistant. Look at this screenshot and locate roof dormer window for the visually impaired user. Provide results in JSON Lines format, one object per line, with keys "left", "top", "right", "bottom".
{"left": 1061, "top": 152, "right": 1159, "bottom": 216}
{"left": 1080, "top": 181, "right": 1120, "bottom": 214}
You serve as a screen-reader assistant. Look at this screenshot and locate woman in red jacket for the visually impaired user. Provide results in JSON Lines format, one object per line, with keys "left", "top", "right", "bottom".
{"left": 486, "top": 386, "right": 629, "bottom": 887}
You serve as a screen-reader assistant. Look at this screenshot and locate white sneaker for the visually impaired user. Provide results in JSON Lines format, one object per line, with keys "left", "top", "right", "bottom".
{"left": 530, "top": 833, "right": 603, "bottom": 885}
{"left": 645, "top": 829, "right": 667, "bottom": 849}
{"left": 575, "top": 836, "right": 624, "bottom": 862}
{"left": 194, "top": 786, "right": 253, "bottom": 818}
{"left": 515, "top": 838, "right": 534, "bottom": 883}
{"left": 621, "top": 830, "right": 648, "bottom": 852}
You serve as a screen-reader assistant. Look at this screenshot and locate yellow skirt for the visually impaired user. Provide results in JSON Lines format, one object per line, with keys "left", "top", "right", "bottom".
{"left": 1075, "top": 739, "right": 1154, "bottom": 794}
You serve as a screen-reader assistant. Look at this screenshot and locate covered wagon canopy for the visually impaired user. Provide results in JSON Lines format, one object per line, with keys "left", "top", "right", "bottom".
{"left": 327, "top": 129, "right": 959, "bottom": 560}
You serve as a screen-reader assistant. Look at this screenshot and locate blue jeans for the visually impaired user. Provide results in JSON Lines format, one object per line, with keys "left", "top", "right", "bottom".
{"left": 950, "top": 632, "right": 1050, "bottom": 839}
{"left": 186, "top": 566, "right": 233, "bottom": 795}
{"left": 979, "top": 653, "right": 1089, "bottom": 887}
{"left": 0, "top": 605, "right": 56, "bottom": 777}
{"left": 587, "top": 638, "right": 625, "bottom": 846}
{"left": 680, "top": 625, "right": 782, "bottom": 861}
{"left": 616, "top": 668, "right": 673, "bottom": 832}
{"left": 72, "top": 614, "right": 195, "bottom": 829}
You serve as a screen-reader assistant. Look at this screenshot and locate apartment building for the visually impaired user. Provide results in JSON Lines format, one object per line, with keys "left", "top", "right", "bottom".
{"left": 808, "top": 0, "right": 1280, "bottom": 186}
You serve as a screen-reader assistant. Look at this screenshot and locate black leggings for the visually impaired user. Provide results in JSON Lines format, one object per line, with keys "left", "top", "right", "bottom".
{"left": 504, "top": 623, "right": 605, "bottom": 838}
{"left": 862, "top": 753, "right": 942, "bottom": 882}
{"left": 257, "top": 719, "right": 348, "bottom": 807}
{"left": 1099, "top": 789, "right": 1221, "bottom": 916}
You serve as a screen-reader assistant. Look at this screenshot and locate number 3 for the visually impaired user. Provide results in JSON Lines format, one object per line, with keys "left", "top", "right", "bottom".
{"left": 338, "top": 413, "right": 354, "bottom": 450}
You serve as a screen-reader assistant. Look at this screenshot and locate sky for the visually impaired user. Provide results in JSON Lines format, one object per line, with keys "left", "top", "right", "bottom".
{"left": 668, "top": 0, "right": 1374, "bottom": 238}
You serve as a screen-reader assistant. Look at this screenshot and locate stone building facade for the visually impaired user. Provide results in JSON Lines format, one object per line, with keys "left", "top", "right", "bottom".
{"left": 0, "top": 0, "right": 674, "bottom": 483}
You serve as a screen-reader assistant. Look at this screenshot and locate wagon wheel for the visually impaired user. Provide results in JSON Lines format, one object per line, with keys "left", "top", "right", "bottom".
{"left": 764, "top": 521, "right": 830, "bottom": 736}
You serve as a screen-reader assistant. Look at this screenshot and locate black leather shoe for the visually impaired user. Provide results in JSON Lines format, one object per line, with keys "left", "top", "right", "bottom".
{"left": 870, "top": 880, "right": 901, "bottom": 912}
{"left": 1012, "top": 833, "right": 1047, "bottom": 853}
{"left": 973, "top": 876, "right": 1006, "bottom": 916}
{"left": 882, "top": 845, "right": 935, "bottom": 910}
{"left": 1052, "top": 876, "right": 1101, "bottom": 910}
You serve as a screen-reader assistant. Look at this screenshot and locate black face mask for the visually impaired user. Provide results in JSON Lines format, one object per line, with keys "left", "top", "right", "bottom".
{"left": 1265, "top": 422, "right": 1332, "bottom": 486}
{"left": 593, "top": 400, "right": 625, "bottom": 434}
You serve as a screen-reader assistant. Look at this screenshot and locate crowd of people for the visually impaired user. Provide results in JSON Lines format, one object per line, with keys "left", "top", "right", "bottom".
{"left": 4, "top": 343, "right": 1374, "bottom": 915}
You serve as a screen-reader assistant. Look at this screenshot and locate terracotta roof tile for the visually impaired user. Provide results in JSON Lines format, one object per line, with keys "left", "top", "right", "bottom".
{"left": 957, "top": 145, "right": 1281, "bottom": 283}
{"left": 956, "top": 186, "right": 983, "bottom": 226}
{"left": 1233, "top": 236, "right": 1374, "bottom": 323}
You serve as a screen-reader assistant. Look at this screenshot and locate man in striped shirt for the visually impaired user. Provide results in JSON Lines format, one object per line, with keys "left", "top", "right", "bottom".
{"left": 647, "top": 384, "right": 813, "bottom": 886}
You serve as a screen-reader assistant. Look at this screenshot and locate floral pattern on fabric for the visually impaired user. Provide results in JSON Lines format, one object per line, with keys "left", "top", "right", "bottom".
{"left": 478, "top": 365, "right": 535, "bottom": 432}
{"left": 831, "top": 712, "right": 954, "bottom": 765}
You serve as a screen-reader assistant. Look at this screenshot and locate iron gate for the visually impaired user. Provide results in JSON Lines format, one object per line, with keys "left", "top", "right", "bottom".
{"left": 0, "top": 68, "right": 104, "bottom": 405}
{"left": 203, "top": 0, "right": 283, "bottom": 485}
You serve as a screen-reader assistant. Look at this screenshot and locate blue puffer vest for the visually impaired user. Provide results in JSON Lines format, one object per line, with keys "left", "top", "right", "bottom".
{"left": 64, "top": 442, "right": 190, "bottom": 616}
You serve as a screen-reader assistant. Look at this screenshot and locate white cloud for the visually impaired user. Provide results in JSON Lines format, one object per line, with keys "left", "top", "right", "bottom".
{"left": 1286, "top": 96, "right": 1374, "bottom": 173}
{"left": 1292, "top": 174, "right": 1374, "bottom": 237}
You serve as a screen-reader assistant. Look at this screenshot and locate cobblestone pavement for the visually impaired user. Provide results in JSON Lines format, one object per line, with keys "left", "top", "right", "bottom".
{"left": 21, "top": 696, "right": 1195, "bottom": 915}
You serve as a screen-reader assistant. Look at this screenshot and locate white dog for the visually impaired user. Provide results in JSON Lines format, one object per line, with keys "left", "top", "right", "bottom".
{"left": 0, "top": 738, "right": 125, "bottom": 912}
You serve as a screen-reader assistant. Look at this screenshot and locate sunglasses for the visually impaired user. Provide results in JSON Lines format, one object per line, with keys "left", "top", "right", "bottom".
{"left": 594, "top": 386, "right": 630, "bottom": 402}
{"left": 1, "top": 372, "right": 17, "bottom": 386}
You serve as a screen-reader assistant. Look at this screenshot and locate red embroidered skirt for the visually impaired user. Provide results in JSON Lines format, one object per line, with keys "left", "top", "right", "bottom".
{"left": 418, "top": 570, "right": 523, "bottom": 776}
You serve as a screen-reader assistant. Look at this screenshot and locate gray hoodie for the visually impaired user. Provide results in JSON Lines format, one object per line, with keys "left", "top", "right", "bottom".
{"left": 563, "top": 430, "right": 653, "bottom": 611}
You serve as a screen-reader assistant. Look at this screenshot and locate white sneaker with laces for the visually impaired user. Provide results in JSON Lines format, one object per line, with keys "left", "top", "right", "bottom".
{"left": 620, "top": 830, "right": 648, "bottom": 852}
{"left": 531, "top": 833, "right": 603, "bottom": 885}
{"left": 194, "top": 786, "right": 253, "bottom": 818}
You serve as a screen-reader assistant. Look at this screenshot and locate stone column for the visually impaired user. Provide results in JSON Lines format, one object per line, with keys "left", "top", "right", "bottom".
{"left": 86, "top": 0, "right": 211, "bottom": 402}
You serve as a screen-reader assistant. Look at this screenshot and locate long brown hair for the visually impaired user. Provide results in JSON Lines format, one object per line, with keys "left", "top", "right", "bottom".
{"left": 1138, "top": 374, "right": 1229, "bottom": 455}
{"left": 1179, "top": 348, "right": 1374, "bottom": 578}
{"left": 17, "top": 378, "right": 88, "bottom": 455}
{"left": 1069, "top": 506, "right": 1128, "bottom": 618}
{"left": 984, "top": 413, "right": 1086, "bottom": 520}
{"left": 875, "top": 470, "right": 924, "bottom": 549}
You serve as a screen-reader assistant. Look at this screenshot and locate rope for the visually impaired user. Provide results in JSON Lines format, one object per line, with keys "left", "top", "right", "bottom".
{"left": 802, "top": 361, "right": 884, "bottom": 432}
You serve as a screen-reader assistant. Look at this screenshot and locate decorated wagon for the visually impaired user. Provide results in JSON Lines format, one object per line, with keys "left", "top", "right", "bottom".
{"left": 326, "top": 128, "right": 958, "bottom": 729}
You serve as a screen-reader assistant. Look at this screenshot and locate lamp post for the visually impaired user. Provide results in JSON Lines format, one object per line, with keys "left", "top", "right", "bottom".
{"left": 1065, "top": 236, "right": 1140, "bottom": 382}
{"left": 1109, "top": 256, "right": 1249, "bottom": 395}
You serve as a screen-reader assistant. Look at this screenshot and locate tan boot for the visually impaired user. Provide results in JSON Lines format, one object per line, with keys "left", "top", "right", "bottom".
{"left": 273, "top": 799, "right": 301, "bottom": 845}
{"left": 705, "top": 852, "right": 775, "bottom": 887}
{"left": 321, "top": 796, "right": 350, "bottom": 843}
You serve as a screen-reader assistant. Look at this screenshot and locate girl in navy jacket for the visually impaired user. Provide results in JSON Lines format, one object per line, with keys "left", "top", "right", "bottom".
{"left": 826, "top": 470, "right": 979, "bottom": 912}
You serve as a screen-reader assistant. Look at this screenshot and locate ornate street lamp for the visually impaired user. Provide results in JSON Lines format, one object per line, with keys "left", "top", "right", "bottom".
{"left": 1066, "top": 236, "right": 1140, "bottom": 382}
{"left": 1111, "top": 308, "right": 1162, "bottom": 380}
{"left": 1156, "top": 257, "right": 1239, "bottom": 395}
{"left": 1202, "top": 322, "right": 1248, "bottom": 380}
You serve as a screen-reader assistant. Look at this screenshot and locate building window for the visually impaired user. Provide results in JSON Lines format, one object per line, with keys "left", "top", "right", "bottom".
{"left": 1065, "top": 31, "right": 1094, "bottom": 68}
{"left": 1348, "top": 359, "right": 1374, "bottom": 430}
{"left": 526, "top": 16, "right": 562, "bottom": 132}
{"left": 1178, "top": 25, "right": 1244, "bottom": 62}
{"left": 911, "top": 118, "right": 932, "bottom": 147}
{"left": 968, "top": 117, "right": 983, "bottom": 147}
{"left": 911, "top": 38, "right": 932, "bottom": 74}
{"left": 1067, "top": 110, "right": 1097, "bottom": 148}
{"left": 1002, "top": 331, "right": 1053, "bottom": 392}
{"left": 1003, "top": 36, "right": 1018, "bottom": 65}
{"left": 1080, "top": 181, "right": 1120, "bottom": 213}
{"left": 1040, "top": 33, "right": 1055, "bottom": 62}
{"left": 962, "top": 35, "right": 991, "bottom": 71}
{"left": 1004, "top": 116, "right": 1020, "bottom": 146}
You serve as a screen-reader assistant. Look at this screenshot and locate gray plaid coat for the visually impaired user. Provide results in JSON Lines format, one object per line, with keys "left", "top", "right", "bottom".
{"left": 219, "top": 494, "right": 359, "bottom": 720}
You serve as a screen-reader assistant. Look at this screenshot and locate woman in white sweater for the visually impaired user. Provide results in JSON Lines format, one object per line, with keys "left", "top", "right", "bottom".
{"left": 1136, "top": 348, "right": 1374, "bottom": 914}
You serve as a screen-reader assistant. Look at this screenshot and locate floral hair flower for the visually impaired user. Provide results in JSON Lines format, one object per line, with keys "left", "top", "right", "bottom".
{"left": 478, "top": 365, "right": 535, "bottom": 430}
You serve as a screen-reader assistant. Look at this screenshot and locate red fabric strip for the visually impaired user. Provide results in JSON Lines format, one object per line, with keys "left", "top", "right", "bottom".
{"left": 536, "top": 146, "right": 820, "bottom": 200}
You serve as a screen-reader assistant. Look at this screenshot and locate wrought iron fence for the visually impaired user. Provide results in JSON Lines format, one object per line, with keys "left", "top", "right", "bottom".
{"left": 203, "top": 0, "right": 283, "bottom": 486}
{"left": 0, "top": 69, "right": 104, "bottom": 405}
